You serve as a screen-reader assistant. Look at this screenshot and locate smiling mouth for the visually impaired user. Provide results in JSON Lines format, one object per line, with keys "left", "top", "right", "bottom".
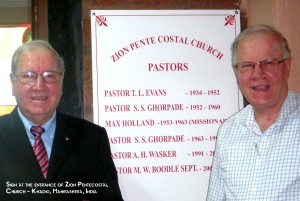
{"left": 252, "top": 85, "right": 269, "bottom": 91}
{"left": 31, "top": 96, "right": 48, "bottom": 100}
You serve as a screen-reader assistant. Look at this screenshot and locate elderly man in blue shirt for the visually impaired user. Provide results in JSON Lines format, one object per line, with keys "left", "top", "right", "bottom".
{"left": 207, "top": 24, "right": 300, "bottom": 200}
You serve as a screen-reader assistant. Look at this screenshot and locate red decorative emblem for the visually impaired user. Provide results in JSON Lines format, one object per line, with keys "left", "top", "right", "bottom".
{"left": 95, "top": 15, "right": 108, "bottom": 27}
{"left": 224, "top": 15, "right": 236, "bottom": 26}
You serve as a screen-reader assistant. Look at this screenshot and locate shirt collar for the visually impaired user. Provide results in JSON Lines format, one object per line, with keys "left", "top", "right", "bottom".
{"left": 17, "top": 107, "right": 56, "bottom": 139}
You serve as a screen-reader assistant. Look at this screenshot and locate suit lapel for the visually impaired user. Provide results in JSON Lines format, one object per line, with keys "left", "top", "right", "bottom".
{"left": 46, "top": 113, "right": 78, "bottom": 181}
{"left": 0, "top": 108, "right": 45, "bottom": 181}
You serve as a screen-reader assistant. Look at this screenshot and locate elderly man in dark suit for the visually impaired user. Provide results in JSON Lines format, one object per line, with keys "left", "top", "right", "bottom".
{"left": 0, "top": 40, "right": 123, "bottom": 201}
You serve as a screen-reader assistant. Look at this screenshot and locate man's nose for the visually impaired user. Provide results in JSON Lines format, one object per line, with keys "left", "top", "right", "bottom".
{"left": 33, "top": 74, "right": 47, "bottom": 88}
{"left": 251, "top": 63, "right": 265, "bottom": 77}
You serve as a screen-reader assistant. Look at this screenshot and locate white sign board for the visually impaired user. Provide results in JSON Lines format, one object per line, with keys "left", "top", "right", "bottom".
{"left": 91, "top": 10, "right": 242, "bottom": 201}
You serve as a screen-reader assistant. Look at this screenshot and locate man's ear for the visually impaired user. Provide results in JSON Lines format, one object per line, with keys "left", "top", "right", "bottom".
{"left": 10, "top": 73, "right": 15, "bottom": 96}
{"left": 232, "top": 65, "right": 239, "bottom": 79}
{"left": 284, "top": 58, "right": 292, "bottom": 79}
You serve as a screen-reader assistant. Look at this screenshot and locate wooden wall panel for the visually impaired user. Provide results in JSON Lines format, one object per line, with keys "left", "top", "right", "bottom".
{"left": 32, "top": 0, "right": 48, "bottom": 40}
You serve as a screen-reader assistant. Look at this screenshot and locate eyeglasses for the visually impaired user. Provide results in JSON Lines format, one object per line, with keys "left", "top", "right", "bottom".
{"left": 13, "top": 71, "right": 63, "bottom": 84}
{"left": 234, "top": 58, "right": 288, "bottom": 75}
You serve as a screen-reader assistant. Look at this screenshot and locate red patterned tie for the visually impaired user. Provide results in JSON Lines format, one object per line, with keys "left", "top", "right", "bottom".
{"left": 30, "top": 126, "right": 48, "bottom": 178}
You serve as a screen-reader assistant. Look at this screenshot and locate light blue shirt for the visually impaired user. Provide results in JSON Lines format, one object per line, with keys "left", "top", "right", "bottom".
{"left": 18, "top": 108, "right": 56, "bottom": 159}
{"left": 207, "top": 90, "right": 300, "bottom": 201}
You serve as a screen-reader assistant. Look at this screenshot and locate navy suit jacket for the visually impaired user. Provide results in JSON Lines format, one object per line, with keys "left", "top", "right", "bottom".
{"left": 0, "top": 108, "right": 123, "bottom": 201}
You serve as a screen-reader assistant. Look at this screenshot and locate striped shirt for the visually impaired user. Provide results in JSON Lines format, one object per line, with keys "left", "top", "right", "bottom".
{"left": 207, "top": 90, "right": 300, "bottom": 201}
